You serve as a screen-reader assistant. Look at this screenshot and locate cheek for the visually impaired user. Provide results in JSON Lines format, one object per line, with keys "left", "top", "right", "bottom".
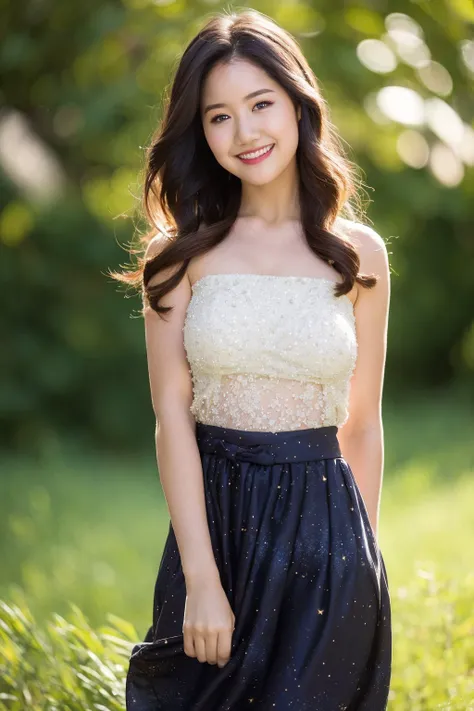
{"left": 204, "top": 126, "right": 231, "bottom": 159}
{"left": 268, "top": 109, "right": 299, "bottom": 144}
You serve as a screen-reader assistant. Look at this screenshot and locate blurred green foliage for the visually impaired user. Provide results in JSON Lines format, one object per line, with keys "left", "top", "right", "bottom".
{"left": 1, "top": 0, "right": 474, "bottom": 453}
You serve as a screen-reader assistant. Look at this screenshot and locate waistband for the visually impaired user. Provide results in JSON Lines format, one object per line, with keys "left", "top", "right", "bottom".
{"left": 195, "top": 422, "right": 341, "bottom": 465}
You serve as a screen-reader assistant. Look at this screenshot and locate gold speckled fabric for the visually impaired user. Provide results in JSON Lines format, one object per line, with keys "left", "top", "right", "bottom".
{"left": 125, "top": 424, "right": 392, "bottom": 710}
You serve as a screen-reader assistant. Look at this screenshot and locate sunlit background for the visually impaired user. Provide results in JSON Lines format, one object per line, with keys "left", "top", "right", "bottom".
{"left": 1, "top": 1, "right": 473, "bottom": 708}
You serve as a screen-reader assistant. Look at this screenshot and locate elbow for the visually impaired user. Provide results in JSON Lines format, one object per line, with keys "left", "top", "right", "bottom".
{"left": 154, "top": 400, "right": 195, "bottom": 436}
{"left": 340, "top": 412, "right": 383, "bottom": 439}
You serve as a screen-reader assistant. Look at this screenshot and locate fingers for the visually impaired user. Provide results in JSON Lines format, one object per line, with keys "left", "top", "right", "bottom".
{"left": 183, "top": 620, "right": 197, "bottom": 660}
{"left": 217, "top": 627, "right": 233, "bottom": 668}
{"left": 182, "top": 623, "right": 233, "bottom": 667}
{"left": 194, "top": 630, "right": 209, "bottom": 664}
{"left": 205, "top": 630, "right": 220, "bottom": 665}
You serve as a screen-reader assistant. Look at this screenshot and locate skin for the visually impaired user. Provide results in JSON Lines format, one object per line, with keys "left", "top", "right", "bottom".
{"left": 143, "top": 57, "right": 390, "bottom": 669}
{"left": 201, "top": 58, "right": 301, "bottom": 222}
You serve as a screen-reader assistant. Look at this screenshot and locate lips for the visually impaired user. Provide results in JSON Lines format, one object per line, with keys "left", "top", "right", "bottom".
{"left": 236, "top": 144, "right": 276, "bottom": 166}
{"left": 236, "top": 143, "right": 275, "bottom": 158}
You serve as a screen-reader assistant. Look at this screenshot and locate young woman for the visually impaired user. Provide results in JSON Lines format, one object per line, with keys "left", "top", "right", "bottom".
{"left": 117, "top": 8, "right": 392, "bottom": 710}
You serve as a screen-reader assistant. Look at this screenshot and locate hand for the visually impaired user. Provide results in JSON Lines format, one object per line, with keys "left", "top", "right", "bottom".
{"left": 183, "top": 575, "right": 235, "bottom": 668}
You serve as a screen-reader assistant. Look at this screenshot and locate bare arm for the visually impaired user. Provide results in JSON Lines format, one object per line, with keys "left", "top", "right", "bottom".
{"left": 143, "top": 236, "right": 220, "bottom": 586}
{"left": 337, "top": 224, "right": 391, "bottom": 540}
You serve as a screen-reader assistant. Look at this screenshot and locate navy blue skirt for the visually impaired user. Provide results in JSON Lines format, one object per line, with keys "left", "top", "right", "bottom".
{"left": 125, "top": 423, "right": 392, "bottom": 710}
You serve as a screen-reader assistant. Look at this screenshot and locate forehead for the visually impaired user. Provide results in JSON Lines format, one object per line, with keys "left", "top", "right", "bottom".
{"left": 201, "top": 59, "right": 278, "bottom": 104}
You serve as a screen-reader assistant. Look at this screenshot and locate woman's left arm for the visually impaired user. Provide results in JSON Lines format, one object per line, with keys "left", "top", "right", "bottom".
{"left": 337, "top": 224, "right": 391, "bottom": 542}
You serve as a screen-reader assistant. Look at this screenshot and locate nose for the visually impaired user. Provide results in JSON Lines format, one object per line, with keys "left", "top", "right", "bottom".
{"left": 234, "top": 113, "right": 260, "bottom": 146}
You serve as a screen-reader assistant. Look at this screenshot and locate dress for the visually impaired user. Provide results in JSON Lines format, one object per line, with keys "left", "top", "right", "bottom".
{"left": 125, "top": 273, "right": 392, "bottom": 710}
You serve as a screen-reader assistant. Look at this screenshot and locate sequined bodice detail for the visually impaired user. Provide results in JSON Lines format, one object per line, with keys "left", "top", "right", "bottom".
{"left": 183, "top": 273, "right": 357, "bottom": 433}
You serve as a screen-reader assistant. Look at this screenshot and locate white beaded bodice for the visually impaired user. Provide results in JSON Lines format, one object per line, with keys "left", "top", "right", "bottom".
{"left": 182, "top": 273, "right": 357, "bottom": 433}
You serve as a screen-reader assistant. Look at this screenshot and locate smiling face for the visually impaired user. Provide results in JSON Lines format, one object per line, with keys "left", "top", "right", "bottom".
{"left": 200, "top": 58, "right": 301, "bottom": 186}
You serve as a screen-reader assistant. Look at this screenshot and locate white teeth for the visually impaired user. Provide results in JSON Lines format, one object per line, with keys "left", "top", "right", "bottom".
{"left": 239, "top": 144, "right": 273, "bottom": 160}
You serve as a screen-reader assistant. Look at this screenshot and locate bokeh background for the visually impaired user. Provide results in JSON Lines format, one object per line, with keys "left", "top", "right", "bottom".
{"left": 1, "top": 0, "right": 474, "bottom": 708}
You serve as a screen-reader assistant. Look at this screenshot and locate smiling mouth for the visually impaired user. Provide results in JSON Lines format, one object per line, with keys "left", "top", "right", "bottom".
{"left": 236, "top": 143, "right": 275, "bottom": 159}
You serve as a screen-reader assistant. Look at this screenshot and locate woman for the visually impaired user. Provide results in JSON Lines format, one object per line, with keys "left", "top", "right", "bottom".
{"left": 116, "top": 8, "right": 392, "bottom": 710}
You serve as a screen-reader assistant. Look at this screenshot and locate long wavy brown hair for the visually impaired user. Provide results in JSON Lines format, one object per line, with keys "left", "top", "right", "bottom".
{"left": 110, "top": 9, "right": 377, "bottom": 317}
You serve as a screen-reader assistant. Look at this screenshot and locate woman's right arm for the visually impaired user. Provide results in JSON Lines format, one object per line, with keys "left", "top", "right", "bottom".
{"left": 142, "top": 235, "right": 235, "bottom": 667}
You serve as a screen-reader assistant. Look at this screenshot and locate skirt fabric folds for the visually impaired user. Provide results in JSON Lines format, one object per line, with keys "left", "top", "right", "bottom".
{"left": 125, "top": 423, "right": 392, "bottom": 710}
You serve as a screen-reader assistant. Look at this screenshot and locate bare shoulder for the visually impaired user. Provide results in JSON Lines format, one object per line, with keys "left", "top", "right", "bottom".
{"left": 336, "top": 217, "right": 390, "bottom": 285}
{"left": 143, "top": 232, "right": 192, "bottom": 309}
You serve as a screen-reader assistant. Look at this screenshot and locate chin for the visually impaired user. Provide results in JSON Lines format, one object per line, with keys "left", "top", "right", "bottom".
{"left": 243, "top": 174, "right": 280, "bottom": 187}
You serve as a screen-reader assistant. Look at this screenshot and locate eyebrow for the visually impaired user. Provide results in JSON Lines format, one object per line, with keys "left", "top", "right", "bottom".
{"left": 203, "top": 88, "right": 276, "bottom": 115}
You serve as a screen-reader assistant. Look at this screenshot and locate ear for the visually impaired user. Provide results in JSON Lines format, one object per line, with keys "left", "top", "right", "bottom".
{"left": 297, "top": 105, "right": 302, "bottom": 121}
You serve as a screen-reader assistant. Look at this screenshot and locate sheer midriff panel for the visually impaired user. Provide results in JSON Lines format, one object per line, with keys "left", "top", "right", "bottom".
{"left": 189, "top": 372, "right": 349, "bottom": 432}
